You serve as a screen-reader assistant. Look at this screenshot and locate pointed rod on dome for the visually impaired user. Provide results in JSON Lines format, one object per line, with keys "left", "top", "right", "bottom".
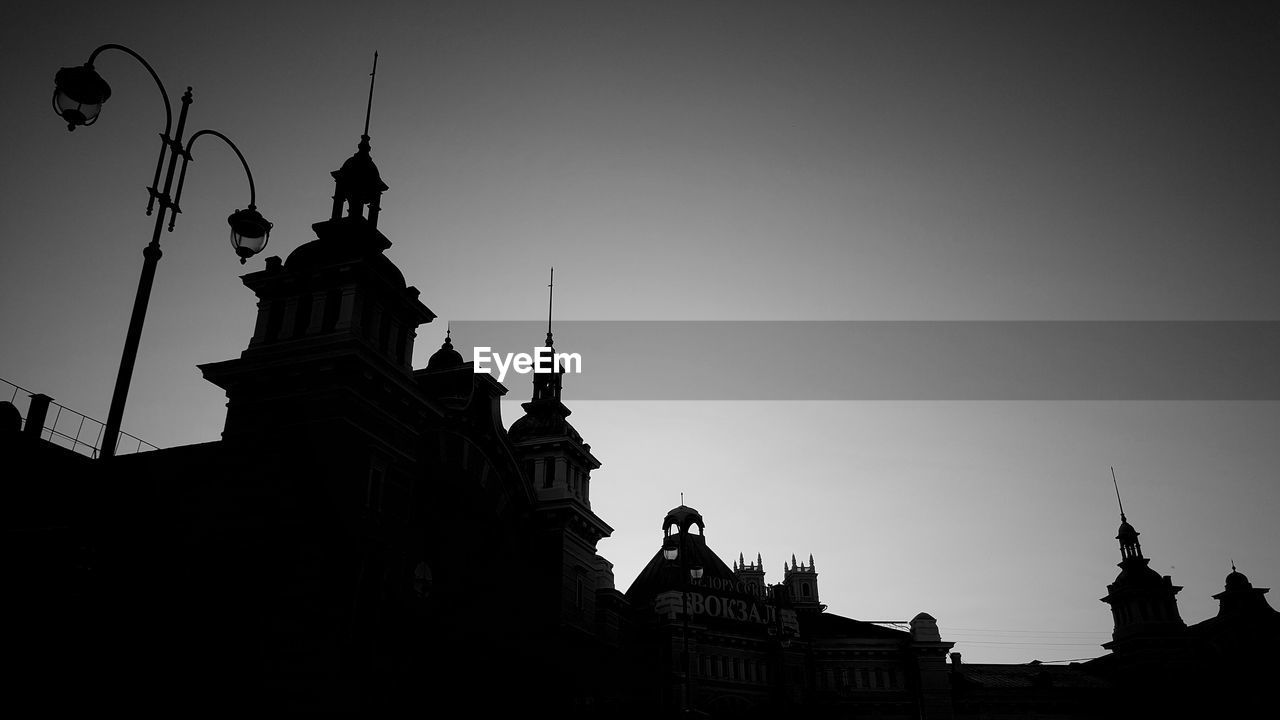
{"left": 363, "top": 51, "right": 379, "bottom": 142}
{"left": 1111, "top": 466, "right": 1127, "bottom": 522}
{"left": 546, "top": 267, "right": 555, "bottom": 347}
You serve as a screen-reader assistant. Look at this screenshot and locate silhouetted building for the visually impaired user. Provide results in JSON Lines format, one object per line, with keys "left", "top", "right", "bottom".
{"left": 1079, "top": 507, "right": 1280, "bottom": 716}
{"left": 5, "top": 121, "right": 624, "bottom": 714}
{"left": 622, "top": 504, "right": 955, "bottom": 718}
{"left": 6, "top": 115, "right": 1279, "bottom": 719}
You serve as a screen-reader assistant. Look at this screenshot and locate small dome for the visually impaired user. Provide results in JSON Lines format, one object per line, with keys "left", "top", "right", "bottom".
{"left": 1117, "top": 520, "right": 1139, "bottom": 541}
{"left": 1226, "top": 567, "right": 1252, "bottom": 591}
{"left": 664, "top": 505, "right": 704, "bottom": 534}
{"left": 426, "top": 332, "right": 464, "bottom": 371}
{"left": 332, "top": 139, "right": 388, "bottom": 206}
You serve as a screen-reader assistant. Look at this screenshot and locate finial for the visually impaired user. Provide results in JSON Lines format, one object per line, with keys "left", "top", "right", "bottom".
{"left": 680, "top": 491, "right": 684, "bottom": 506}
{"left": 757, "top": 552, "right": 763, "bottom": 567}
{"left": 1111, "top": 466, "right": 1127, "bottom": 522}
{"left": 546, "top": 267, "right": 555, "bottom": 347}
{"left": 442, "top": 324, "right": 453, "bottom": 350}
{"left": 1232, "top": 559, "right": 1237, "bottom": 572}
{"left": 809, "top": 553, "right": 815, "bottom": 570}
{"left": 363, "top": 51, "right": 379, "bottom": 141}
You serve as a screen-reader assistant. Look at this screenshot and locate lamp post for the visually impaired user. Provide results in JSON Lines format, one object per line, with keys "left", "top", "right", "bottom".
{"left": 663, "top": 541, "right": 703, "bottom": 714}
{"left": 767, "top": 582, "right": 794, "bottom": 710}
{"left": 53, "top": 44, "right": 273, "bottom": 458}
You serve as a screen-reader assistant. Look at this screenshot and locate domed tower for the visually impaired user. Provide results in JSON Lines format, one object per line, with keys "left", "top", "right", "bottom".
{"left": 507, "top": 271, "right": 613, "bottom": 636}
{"left": 784, "top": 554, "right": 824, "bottom": 611}
{"left": 1211, "top": 564, "right": 1277, "bottom": 620}
{"left": 425, "top": 328, "right": 464, "bottom": 371}
{"left": 1099, "top": 476, "right": 1186, "bottom": 653}
{"left": 200, "top": 63, "right": 434, "bottom": 452}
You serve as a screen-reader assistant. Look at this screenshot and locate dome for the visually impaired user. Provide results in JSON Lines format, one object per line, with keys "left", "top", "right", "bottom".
{"left": 663, "top": 505, "right": 704, "bottom": 534}
{"left": 283, "top": 230, "right": 405, "bottom": 288}
{"left": 1226, "top": 567, "right": 1252, "bottom": 591}
{"left": 1117, "top": 520, "right": 1139, "bottom": 541}
{"left": 426, "top": 333, "right": 464, "bottom": 371}
{"left": 331, "top": 139, "right": 388, "bottom": 206}
{"left": 1115, "top": 560, "right": 1162, "bottom": 585}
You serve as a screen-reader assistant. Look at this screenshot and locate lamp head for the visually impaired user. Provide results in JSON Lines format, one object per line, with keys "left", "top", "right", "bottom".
{"left": 228, "top": 206, "right": 273, "bottom": 264}
{"left": 53, "top": 64, "right": 111, "bottom": 131}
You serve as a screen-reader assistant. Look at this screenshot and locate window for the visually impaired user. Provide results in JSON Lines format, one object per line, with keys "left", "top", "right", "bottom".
{"left": 293, "top": 293, "right": 313, "bottom": 337}
{"left": 321, "top": 289, "right": 341, "bottom": 332}
{"left": 265, "top": 300, "right": 284, "bottom": 341}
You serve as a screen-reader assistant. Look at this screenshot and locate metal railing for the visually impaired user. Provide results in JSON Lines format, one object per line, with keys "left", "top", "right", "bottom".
{"left": 2, "top": 377, "right": 157, "bottom": 458}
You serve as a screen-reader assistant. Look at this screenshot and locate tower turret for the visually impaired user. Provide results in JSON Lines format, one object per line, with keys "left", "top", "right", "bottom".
{"left": 507, "top": 270, "right": 613, "bottom": 638}
{"left": 200, "top": 56, "right": 433, "bottom": 443}
{"left": 1099, "top": 472, "right": 1186, "bottom": 653}
{"left": 784, "top": 553, "right": 822, "bottom": 610}
{"left": 734, "top": 552, "right": 766, "bottom": 597}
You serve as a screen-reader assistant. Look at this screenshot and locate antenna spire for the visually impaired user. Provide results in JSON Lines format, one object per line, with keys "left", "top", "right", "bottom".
{"left": 546, "top": 267, "right": 555, "bottom": 347}
{"left": 1111, "top": 466, "right": 1127, "bottom": 522}
{"left": 363, "top": 51, "right": 379, "bottom": 140}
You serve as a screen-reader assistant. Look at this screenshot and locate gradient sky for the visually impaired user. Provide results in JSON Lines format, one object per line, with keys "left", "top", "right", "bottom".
{"left": 3, "top": 1, "right": 1279, "bottom": 663}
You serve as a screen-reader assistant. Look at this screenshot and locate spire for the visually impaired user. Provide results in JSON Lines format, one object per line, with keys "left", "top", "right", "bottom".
{"left": 1112, "top": 466, "right": 1126, "bottom": 523}
{"left": 809, "top": 553, "right": 815, "bottom": 570}
{"left": 328, "top": 52, "right": 388, "bottom": 229}
{"left": 363, "top": 51, "right": 378, "bottom": 143}
{"left": 757, "top": 552, "right": 763, "bottom": 568}
{"left": 527, "top": 269, "right": 565, "bottom": 404}
{"left": 546, "top": 266, "right": 555, "bottom": 348}
{"left": 1110, "top": 467, "right": 1144, "bottom": 561}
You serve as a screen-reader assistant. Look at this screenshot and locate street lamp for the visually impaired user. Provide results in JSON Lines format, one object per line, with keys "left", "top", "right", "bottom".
{"left": 52, "top": 44, "right": 273, "bottom": 458}
{"left": 664, "top": 542, "right": 704, "bottom": 715}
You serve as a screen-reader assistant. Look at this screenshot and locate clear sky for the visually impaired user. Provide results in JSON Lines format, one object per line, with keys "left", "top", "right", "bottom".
{"left": 3, "top": 1, "right": 1279, "bottom": 664}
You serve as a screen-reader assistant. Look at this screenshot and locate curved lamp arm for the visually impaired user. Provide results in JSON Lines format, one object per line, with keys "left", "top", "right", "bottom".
{"left": 174, "top": 129, "right": 259, "bottom": 223}
{"left": 86, "top": 43, "right": 173, "bottom": 136}
{"left": 83, "top": 44, "right": 180, "bottom": 217}
{"left": 178, "top": 129, "right": 273, "bottom": 263}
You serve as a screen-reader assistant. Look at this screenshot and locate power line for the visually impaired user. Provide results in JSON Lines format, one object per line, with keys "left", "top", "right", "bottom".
{"left": 940, "top": 626, "right": 1109, "bottom": 634}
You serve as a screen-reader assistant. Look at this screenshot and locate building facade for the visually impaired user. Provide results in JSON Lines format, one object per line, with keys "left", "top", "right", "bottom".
{"left": 622, "top": 504, "right": 955, "bottom": 718}
{"left": 6, "top": 124, "right": 1278, "bottom": 717}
